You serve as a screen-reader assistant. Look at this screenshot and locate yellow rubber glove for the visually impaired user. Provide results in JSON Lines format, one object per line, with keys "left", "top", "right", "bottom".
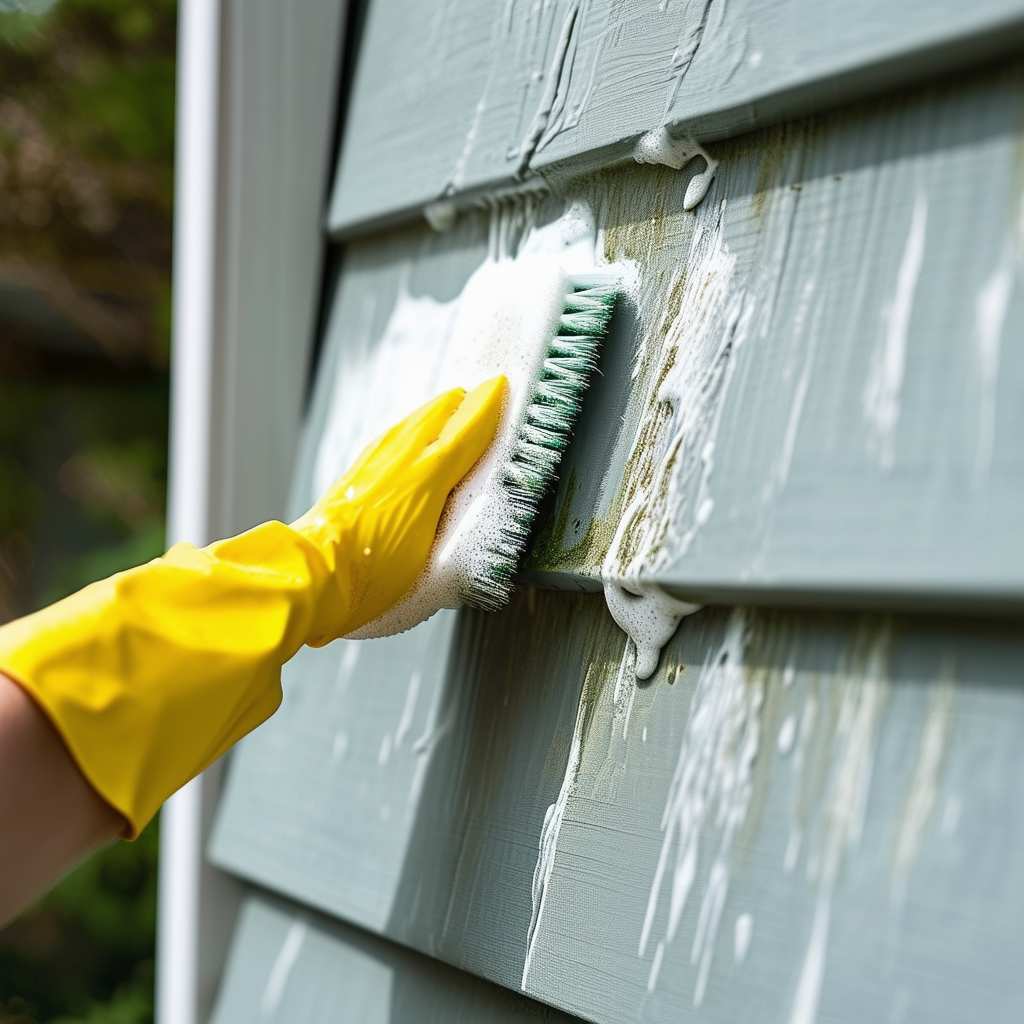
{"left": 0, "top": 377, "right": 506, "bottom": 836}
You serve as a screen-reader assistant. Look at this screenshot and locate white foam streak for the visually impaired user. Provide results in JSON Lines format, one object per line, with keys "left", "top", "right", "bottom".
{"left": 633, "top": 126, "right": 719, "bottom": 210}
{"left": 787, "top": 621, "right": 890, "bottom": 1024}
{"left": 394, "top": 671, "right": 421, "bottom": 749}
{"left": 973, "top": 251, "right": 1014, "bottom": 485}
{"left": 863, "top": 193, "right": 927, "bottom": 471}
{"left": 522, "top": 690, "right": 589, "bottom": 989}
{"left": 734, "top": 912, "right": 753, "bottom": 964}
{"left": 789, "top": 893, "right": 830, "bottom": 1024}
{"left": 640, "top": 610, "right": 759, "bottom": 1004}
{"left": 260, "top": 919, "right": 307, "bottom": 1015}
{"left": 313, "top": 200, "right": 610, "bottom": 639}
{"left": 602, "top": 198, "right": 743, "bottom": 674}
{"left": 893, "top": 659, "right": 956, "bottom": 898}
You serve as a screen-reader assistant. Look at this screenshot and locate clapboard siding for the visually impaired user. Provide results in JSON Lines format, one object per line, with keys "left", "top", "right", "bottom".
{"left": 212, "top": 590, "right": 1024, "bottom": 1023}
{"left": 211, "top": 891, "right": 582, "bottom": 1023}
{"left": 208, "top": 7, "right": 1024, "bottom": 1024}
{"left": 291, "top": 59, "right": 1024, "bottom": 611}
{"left": 329, "top": 0, "right": 1024, "bottom": 234}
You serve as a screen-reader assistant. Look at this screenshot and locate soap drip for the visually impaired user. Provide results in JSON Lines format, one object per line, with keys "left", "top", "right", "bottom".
{"left": 633, "top": 126, "right": 719, "bottom": 210}
{"left": 603, "top": 579, "right": 700, "bottom": 680}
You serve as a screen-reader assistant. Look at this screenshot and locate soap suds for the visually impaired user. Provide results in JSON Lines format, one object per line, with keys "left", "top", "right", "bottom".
{"left": 424, "top": 200, "right": 458, "bottom": 233}
{"left": 893, "top": 658, "right": 955, "bottom": 899}
{"left": 777, "top": 712, "right": 796, "bottom": 755}
{"left": 523, "top": 688, "right": 589, "bottom": 989}
{"left": 639, "top": 610, "right": 759, "bottom": 1006}
{"left": 788, "top": 620, "right": 891, "bottom": 1024}
{"left": 772, "top": 207, "right": 830, "bottom": 498}
{"left": 394, "top": 671, "right": 421, "bottom": 749}
{"left": 611, "top": 642, "right": 638, "bottom": 739}
{"left": 514, "top": 0, "right": 580, "bottom": 177}
{"left": 972, "top": 187, "right": 1024, "bottom": 483}
{"left": 863, "top": 193, "right": 927, "bottom": 471}
{"left": 604, "top": 580, "right": 700, "bottom": 680}
{"left": 784, "top": 689, "right": 817, "bottom": 871}
{"left": 972, "top": 241, "right": 1016, "bottom": 484}
{"left": 973, "top": 259, "right": 1011, "bottom": 483}
{"left": 334, "top": 642, "right": 360, "bottom": 695}
{"left": 633, "top": 126, "right": 719, "bottom": 210}
{"left": 647, "top": 940, "right": 666, "bottom": 992}
{"left": 450, "top": 94, "right": 487, "bottom": 195}
{"left": 314, "top": 200, "right": 614, "bottom": 639}
{"left": 602, "top": 197, "right": 746, "bottom": 674}
{"left": 734, "top": 912, "right": 753, "bottom": 964}
{"left": 261, "top": 919, "right": 308, "bottom": 1015}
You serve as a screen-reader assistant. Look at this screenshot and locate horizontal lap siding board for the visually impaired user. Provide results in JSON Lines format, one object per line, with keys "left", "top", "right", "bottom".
{"left": 211, "top": 591, "right": 1024, "bottom": 1023}
{"left": 328, "top": 0, "right": 1024, "bottom": 234}
{"left": 210, "top": 891, "right": 583, "bottom": 1022}
{"left": 286, "top": 60, "right": 1024, "bottom": 609}
{"left": 546, "top": 59, "right": 1024, "bottom": 609}
{"left": 209, "top": 8, "right": 1024, "bottom": 1024}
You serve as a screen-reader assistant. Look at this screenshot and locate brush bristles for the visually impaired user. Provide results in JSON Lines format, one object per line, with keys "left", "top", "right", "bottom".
{"left": 463, "top": 280, "right": 617, "bottom": 612}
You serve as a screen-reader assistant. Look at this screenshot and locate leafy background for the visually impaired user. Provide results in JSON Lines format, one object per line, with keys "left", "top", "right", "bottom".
{"left": 0, "top": 0, "right": 176, "bottom": 1020}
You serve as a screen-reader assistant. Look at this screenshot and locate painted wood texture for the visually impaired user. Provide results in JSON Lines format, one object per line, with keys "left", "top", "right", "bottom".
{"left": 297, "top": 61, "right": 1024, "bottom": 610}
{"left": 328, "top": 0, "right": 1024, "bottom": 234}
{"left": 211, "top": 33, "right": 1024, "bottom": 1024}
{"left": 211, "top": 892, "right": 581, "bottom": 1023}
{"left": 212, "top": 590, "right": 1024, "bottom": 1023}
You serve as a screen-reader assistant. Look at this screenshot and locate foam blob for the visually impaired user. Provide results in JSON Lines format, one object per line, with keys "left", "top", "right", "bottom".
{"left": 603, "top": 581, "right": 700, "bottom": 680}
{"left": 349, "top": 255, "right": 581, "bottom": 638}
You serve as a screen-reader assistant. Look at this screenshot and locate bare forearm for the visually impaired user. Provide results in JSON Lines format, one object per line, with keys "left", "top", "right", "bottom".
{"left": 0, "top": 672, "right": 124, "bottom": 926}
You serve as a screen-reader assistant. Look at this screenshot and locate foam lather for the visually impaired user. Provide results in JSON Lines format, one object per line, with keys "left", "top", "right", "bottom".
{"left": 348, "top": 254, "right": 615, "bottom": 638}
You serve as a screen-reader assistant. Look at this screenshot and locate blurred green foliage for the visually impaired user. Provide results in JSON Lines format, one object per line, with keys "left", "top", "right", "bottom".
{"left": 0, "top": 378, "right": 168, "bottom": 612}
{"left": 0, "top": 0, "right": 176, "bottom": 366}
{"left": 0, "top": 0, "right": 175, "bottom": 1021}
{"left": 0, "top": 821, "right": 158, "bottom": 1024}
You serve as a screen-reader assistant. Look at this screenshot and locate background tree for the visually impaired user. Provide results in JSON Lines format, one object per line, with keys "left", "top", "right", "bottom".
{"left": 0, "top": 1, "right": 175, "bottom": 1020}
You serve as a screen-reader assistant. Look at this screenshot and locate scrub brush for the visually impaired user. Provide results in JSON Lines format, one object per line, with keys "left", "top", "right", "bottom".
{"left": 348, "top": 256, "right": 617, "bottom": 638}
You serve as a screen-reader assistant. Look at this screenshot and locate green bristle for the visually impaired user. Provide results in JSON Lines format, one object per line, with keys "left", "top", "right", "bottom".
{"left": 462, "top": 279, "right": 618, "bottom": 613}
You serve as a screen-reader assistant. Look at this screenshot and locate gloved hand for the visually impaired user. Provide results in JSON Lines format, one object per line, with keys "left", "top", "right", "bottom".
{"left": 0, "top": 377, "right": 506, "bottom": 836}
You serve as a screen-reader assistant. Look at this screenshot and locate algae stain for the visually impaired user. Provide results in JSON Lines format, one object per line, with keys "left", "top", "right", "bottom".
{"left": 751, "top": 126, "right": 788, "bottom": 222}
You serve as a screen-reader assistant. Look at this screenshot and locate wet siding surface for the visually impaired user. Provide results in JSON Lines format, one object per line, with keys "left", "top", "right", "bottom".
{"left": 210, "top": 12, "right": 1024, "bottom": 1024}
{"left": 328, "top": 0, "right": 1024, "bottom": 233}
{"left": 295, "top": 61, "right": 1024, "bottom": 610}
{"left": 213, "top": 594, "right": 1024, "bottom": 1022}
{"left": 210, "top": 891, "right": 580, "bottom": 1023}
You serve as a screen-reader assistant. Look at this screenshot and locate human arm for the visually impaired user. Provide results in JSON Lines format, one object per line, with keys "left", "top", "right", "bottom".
{"left": 0, "top": 378, "right": 505, "bottom": 924}
{"left": 0, "top": 671, "right": 124, "bottom": 924}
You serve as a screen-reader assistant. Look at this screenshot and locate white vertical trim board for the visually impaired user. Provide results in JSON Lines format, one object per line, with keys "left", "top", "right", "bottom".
{"left": 158, "top": 1, "right": 222, "bottom": 1022}
{"left": 158, "top": 0, "right": 349, "bottom": 1020}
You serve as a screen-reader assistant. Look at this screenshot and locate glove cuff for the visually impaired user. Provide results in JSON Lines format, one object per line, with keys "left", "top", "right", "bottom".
{"left": 0, "top": 520, "right": 334, "bottom": 835}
